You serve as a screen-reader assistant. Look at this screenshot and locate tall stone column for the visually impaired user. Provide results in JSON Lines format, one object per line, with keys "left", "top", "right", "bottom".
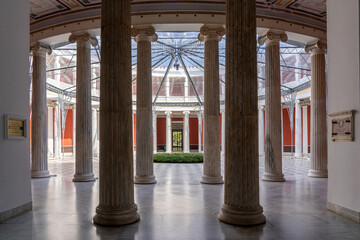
{"left": 221, "top": 110, "right": 225, "bottom": 154}
{"left": 258, "top": 106, "right": 265, "bottom": 156}
{"left": 92, "top": 108, "right": 99, "bottom": 157}
{"left": 281, "top": 105, "right": 284, "bottom": 153}
{"left": 47, "top": 104, "right": 54, "bottom": 158}
{"left": 199, "top": 24, "right": 225, "bottom": 184}
{"left": 165, "top": 111, "right": 172, "bottom": 153}
{"left": 258, "top": 29, "right": 287, "bottom": 182}
{"left": 218, "top": 0, "right": 266, "bottom": 225}
{"left": 184, "top": 77, "right": 189, "bottom": 99}
{"left": 302, "top": 105, "right": 309, "bottom": 157}
{"left": 72, "top": 105, "right": 76, "bottom": 156}
{"left": 31, "top": 43, "right": 52, "bottom": 178}
{"left": 132, "top": 25, "right": 157, "bottom": 184}
{"left": 153, "top": 111, "right": 157, "bottom": 153}
{"left": 294, "top": 100, "right": 302, "bottom": 157}
{"left": 183, "top": 111, "right": 190, "bottom": 153}
{"left": 93, "top": 0, "right": 139, "bottom": 226}
{"left": 54, "top": 102, "right": 61, "bottom": 158}
{"left": 197, "top": 112, "right": 202, "bottom": 153}
{"left": 69, "top": 32, "right": 98, "bottom": 182}
{"left": 165, "top": 77, "right": 170, "bottom": 98}
{"left": 305, "top": 41, "right": 328, "bottom": 178}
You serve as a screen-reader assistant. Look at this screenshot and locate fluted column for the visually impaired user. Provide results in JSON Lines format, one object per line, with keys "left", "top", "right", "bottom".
{"left": 302, "top": 105, "right": 309, "bottom": 157}
{"left": 165, "top": 111, "right": 172, "bottom": 153}
{"left": 197, "top": 112, "right": 202, "bottom": 153}
{"left": 47, "top": 103, "right": 55, "bottom": 158}
{"left": 305, "top": 41, "right": 328, "bottom": 178}
{"left": 54, "top": 102, "right": 61, "bottom": 158}
{"left": 31, "top": 43, "right": 52, "bottom": 178}
{"left": 93, "top": 0, "right": 139, "bottom": 226}
{"left": 218, "top": 0, "right": 265, "bottom": 225}
{"left": 258, "top": 29, "right": 287, "bottom": 182}
{"left": 294, "top": 100, "right": 302, "bottom": 157}
{"left": 92, "top": 108, "right": 99, "bottom": 157}
{"left": 69, "top": 32, "right": 98, "bottom": 182}
{"left": 199, "top": 24, "right": 225, "bottom": 184}
{"left": 221, "top": 110, "right": 225, "bottom": 154}
{"left": 258, "top": 106, "right": 265, "bottom": 156}
{"left": 153, "top": 111, "right": 157, "bottom": 153}
{"left": 183, "top": 111, "right": 190, "bottom": 153}
{"left": 132, "top": 25, "right": 157, "bottom": 184}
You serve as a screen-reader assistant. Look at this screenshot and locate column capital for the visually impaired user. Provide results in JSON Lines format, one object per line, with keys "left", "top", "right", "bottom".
{"left": 196, "top": 111, "right": 203, "bottom": 118}
{"left": 47, "top": 101, "right": 57, "bottom": 108}
{"left": 183, "top": 111, "right": 190, "bottom": 116}
{"left": 198, "top": 24, "right": 226, "bottom": 42}
{"left": 258, "top": 105, "right": 265, "bottom": 110}
{"left": 165, "top": 111, "right": 172, "bottom": 116}
{"left": 258, "top": 29, "right": 288, "bottom": 46}
{"left": 153, "top": 111, "right": 157, "bottom": 116}
{"left": 305, "top": 40, "right": 327, "bottom": 55}
{"left": 69, "top": 31, "right": 98, "bottom": 47}
{"left": 131, "top": 25, "right": 158, "bottom": 43}
{"left": 220, "top": 109, "right": 225, "bottom": 114}
{"left": 30, "top": 42, "right": 52, "bottom": 56}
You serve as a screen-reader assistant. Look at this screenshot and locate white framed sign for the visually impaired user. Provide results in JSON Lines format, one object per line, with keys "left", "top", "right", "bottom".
{"left": 4, "top": 115, "right": 27, "bottom": 140}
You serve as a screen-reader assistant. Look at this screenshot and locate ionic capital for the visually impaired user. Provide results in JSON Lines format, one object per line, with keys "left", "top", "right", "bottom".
{"left": 165, "top": 111, "right": 172, "bottom": 116}
{"left": 305, "top": 40, "right": 327, "bottom": 55}
{"left": 258, "top": 105, "right": 265, "bottom": 111}
{"left": 69, "top": 31, "right": 98, "bottom": 47}
{"left": 196, "top": 111, "right": 203, "bottom": 118}
{"left": 30, "top": 42, "right": 52, "bottom": 56}
{"left": 198, "top": 24, "right": 226, "bottom": 42}
{"left": 131, "top": 25, "right": 158, "bottom": 43}
{"left": 183, "top": 111, "right": 190, "bottom": 116}
{"left": 258, "top": 29, "right": 288, "bottom": 46}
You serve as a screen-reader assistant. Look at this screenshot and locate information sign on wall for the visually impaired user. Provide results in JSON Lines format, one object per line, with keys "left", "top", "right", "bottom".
{"left": 4, "top": 115, "right": 27, "bottom": 139}
{"left": 329, "top": 110, "right": 355, "bottom": 142}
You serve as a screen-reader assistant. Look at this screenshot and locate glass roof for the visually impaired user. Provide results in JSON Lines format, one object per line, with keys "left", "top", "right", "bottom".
{"left": 29, "top": 32, "right": 312, "bottom": 106}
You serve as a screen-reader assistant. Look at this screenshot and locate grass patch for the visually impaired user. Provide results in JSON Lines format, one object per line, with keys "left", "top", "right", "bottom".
{"left": 153, "top": 153, "right": 203, "bottom": 163}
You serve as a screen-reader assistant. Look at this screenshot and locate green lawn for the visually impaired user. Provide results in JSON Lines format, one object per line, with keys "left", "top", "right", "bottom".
{"left": 153, "top": 153, "right": 203, "bottom": 163}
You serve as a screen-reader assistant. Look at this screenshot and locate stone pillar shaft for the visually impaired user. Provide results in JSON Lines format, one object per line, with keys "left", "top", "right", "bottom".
{"left": 183, "top": 111, "right": 190, "bottom": 153}
{"left": 197, "top": 113, "right": 202, "bottom": 153}
{"left": 54, "top": 103, "right": 61, "bottom": 158}
{"left": 92, "top": 108, "right": 99, "bottom": 157}
{"left": 31, "top": 43, "right": 51, "bottom": 178}
{"left": 93, "top": 0, "right": 139, "bottom": 226}
{"left": 47, "top": 105, "right": 54, "bottom": 157}
{"left": 153, "top": 112, "right": 157, "bottom": 153}
{"left": 221, "top": 110, "right": 225, "bottom": 153}
{"left": 259, "top": 30, "right": 287, "bottom": 182}
{"left": 199, "top": 24, "right": 225, "bottom": 184}
{"left": 306, "top": 41, "right": 328, "bottom": 178}
{"left": 72, "top": 106, "right": 76, "bottom": 156}
{"left": 218, "top": 0, "right": 265, "bottom": 226}
{"left": 258, "top": 106, "right": 265, "bottom": 156}
{"left": 165, "top": 111, "right": 172, "bottom": 153}
{"left": 295, "top": 101, "right": 302, "bottom": 157}
{"left": 69, "top": 32, "right": 97, "bottom": 182}
{"left": 132, "top": 25, "right": 157, "bottom": 184}
{"left": 302, "top": 105, "right": 309, "bottom": 156}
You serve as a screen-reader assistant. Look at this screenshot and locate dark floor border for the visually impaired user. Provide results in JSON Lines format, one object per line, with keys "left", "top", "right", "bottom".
{"left": 328, "top": 202, "right": 360, "bottom": 223}
{"left": 0, "top": 202, "right": 32, "bottom": 223}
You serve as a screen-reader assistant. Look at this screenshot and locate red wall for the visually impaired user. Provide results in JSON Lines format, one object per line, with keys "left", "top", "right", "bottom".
{"left": 157, "top": 117, "right": 166, "bottom": 145}
{"left": 133, "top": 113, "right": 136, "bottom": 146}
{"left": 60, "top": 109, "right": 73, "bottom": 146}
{"left": 189, "top": 118, "right": 198, "bottom": 145}
{"left": 282, "top": 108, "right": 295, "bottom": 146}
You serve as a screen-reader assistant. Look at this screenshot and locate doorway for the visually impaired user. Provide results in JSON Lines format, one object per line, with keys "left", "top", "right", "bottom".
{"left": 172, "top": 130, "right": 183, "bottom": 152}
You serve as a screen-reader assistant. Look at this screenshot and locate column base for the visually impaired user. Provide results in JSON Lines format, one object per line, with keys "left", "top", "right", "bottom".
{"left": 261, "top": 173, "right": 285, "bottom": 182}
{"left": 307, "top": 169, "right": 328, "bottom": 178}
{"left": 201, "top": 175, "right": 224, "bottom": 184}
{"left": 134, "top": 175, "right": 156, "bottom": 184}
{"left": 31, "top": 170, "right": 51, "bottom": 179}
{"left": 73, "top": 173, "right": 96, "bottom": 182}
{"left": 93, "top": 204, "right": 140, "bottom": 226}
{"left": 218, "top": 203, "right": 266, "bottom": 226}
{"left": 294, "top": 153, "right": 303, "bottom": 158}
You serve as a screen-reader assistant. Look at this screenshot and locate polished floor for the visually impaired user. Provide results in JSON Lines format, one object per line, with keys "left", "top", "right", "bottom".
{"left": 1, "top": 155, "right": 360, "bottom": 240}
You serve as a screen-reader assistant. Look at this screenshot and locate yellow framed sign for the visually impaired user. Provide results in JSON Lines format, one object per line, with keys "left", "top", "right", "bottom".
{"left": 5, "top": 115, "right": 27, "bottom": 139}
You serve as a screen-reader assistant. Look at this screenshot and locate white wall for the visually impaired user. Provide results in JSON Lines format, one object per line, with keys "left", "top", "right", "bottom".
{"left": 327, "top": 0, "right": 360, "bottom": 214}
{"left": 0, "top": 1, "right": 32, "bottom": 216}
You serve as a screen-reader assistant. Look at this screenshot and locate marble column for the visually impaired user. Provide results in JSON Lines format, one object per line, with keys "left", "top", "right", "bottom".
{"left": 183, "top": 111, "right": 190, "bottom": 153}
{"left": 165, "top": 111, "right": 172, "bottom": 153}
{"left": 197, "top": 112, "right": 202, "bottom": 153}
{"left": 69, "top": 32, "right": 98, "bottom": 182}
{"left": 302, "top": 105, "right": 309, "bottom": 157}
{"left": 132, "top": 25, "right": 157, "bottom": 184}
{"left": 92, "top": 108, "right": 99, "bottom": 157}
{"left": 281, "top": 105, "right": 284, "bottom": 153}
{"left": 221, "top": 110, "right": 225, "bottom": 154}
{"left": 184, "top": 77, "right": 189, "bottom": 99}
{"left": 218, "top": 0, "right": 266, "bottom": 225}
{"left": 166, "top": 77, "right": 170, "bottom": 98}
{"left": 93, "top": 0, "right": 139, "bottom": 226}
{"left": 258, "top": 29, "right": 287, "bottom": 182}
{"left": 47, "top": 104, "right": 54, "bottom": 158}
{"left": 31, "top": 43, "right": 52, "bottom": 178}
{"left": 54, "top": 102, "right": 61, "bottom": 158}
{"left": 258, "top": 106, "right": 265, "bottom": 156}
{"left": 305, "top": 41, "right": 328, "bottom": 178}
{"left": 294, "top": 100, "right": 302, "bottom": 158}
{"left": 199, "top": 24, "right": 225, "bottom": 184}
{"left": 153, "top": 111, "right": 157, "bottom": 153}
{"left": 72, "top": 105, "right": 76, "bottom": 156}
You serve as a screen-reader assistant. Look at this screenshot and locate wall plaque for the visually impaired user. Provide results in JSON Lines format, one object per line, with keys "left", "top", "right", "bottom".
{"left": 328, "top": 110, "right": 355, "bottom": 142}
{"left": 4, "top": 115, "right": 27, "bottom": 139}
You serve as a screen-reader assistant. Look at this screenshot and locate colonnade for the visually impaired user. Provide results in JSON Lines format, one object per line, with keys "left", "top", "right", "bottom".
{"left": 30, "top": 0, "right": 328, "bottom": 227}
